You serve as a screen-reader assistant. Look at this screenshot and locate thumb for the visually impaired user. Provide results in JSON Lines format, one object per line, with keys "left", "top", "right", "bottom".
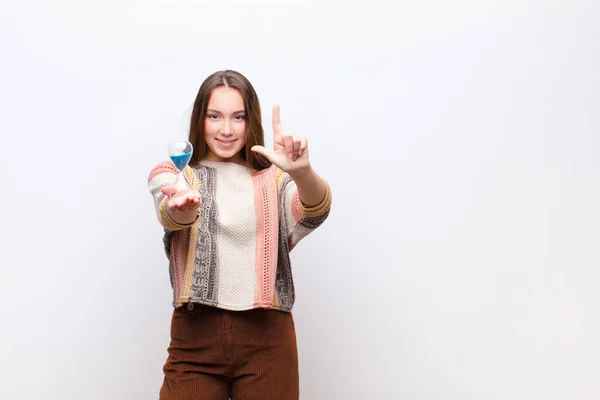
{"left": 251, "top": 145, "right": 275, "bottom": 162}
{"left": 161, "top": 186, "right": 176, "bottom": 196}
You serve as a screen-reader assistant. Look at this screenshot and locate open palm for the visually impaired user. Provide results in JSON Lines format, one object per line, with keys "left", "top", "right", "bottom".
{"left": 251, "top": 105, "right": 309, "bottom": 172}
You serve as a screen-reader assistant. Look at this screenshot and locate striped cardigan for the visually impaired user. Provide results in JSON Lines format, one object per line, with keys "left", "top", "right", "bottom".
{"left": 147, "top": 160, "right": 332, "bottom": 312}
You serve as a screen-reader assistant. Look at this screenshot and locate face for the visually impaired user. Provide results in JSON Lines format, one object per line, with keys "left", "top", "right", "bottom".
{"left": 203, "top": 86, "right": 247, "bottom": 163}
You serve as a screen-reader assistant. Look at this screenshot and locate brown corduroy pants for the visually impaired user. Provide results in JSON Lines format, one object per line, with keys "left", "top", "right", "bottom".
{"left": 159, "top": 304, "right": 299, "bottom": 400}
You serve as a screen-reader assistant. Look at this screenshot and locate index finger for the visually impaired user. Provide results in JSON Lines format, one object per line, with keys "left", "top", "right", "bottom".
{"left": 272, "top": 105, "right": 281, "bottom": 135}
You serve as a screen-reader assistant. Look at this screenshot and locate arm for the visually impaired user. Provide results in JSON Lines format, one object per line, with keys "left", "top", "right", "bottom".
{"left": 277, "top": 167, "right": 332, "bottom": 250}
{"left": 147, "top": 161, "right": 201, "bottom": 230}
{"left": 288, "top": 166, "right": 328, "bottom": 208}
{"left": 251, "top": 104, "right": 332, "bottom": 246}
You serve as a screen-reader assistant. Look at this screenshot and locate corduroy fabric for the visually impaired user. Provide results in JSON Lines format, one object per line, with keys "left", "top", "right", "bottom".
{"left": 160, "top": 304, "right": 299, "bottom": 399}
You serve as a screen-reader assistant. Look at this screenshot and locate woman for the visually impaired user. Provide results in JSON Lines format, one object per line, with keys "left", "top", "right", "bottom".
{"left": 147, "top": 70, "right": 332, "bottom": 399}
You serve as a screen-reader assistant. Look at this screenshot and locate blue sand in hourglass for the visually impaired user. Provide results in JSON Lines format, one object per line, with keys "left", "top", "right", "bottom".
{"left": 170, "top": 152, "right": 192, "bottom": 171}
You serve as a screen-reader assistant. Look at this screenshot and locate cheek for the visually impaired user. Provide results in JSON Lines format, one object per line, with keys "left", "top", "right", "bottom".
{"left": 204, "top": 120, "right": 215, "bottom": 136}
{"left": 234, "top": 121, "right": 246, "bottom": 139}
{"left": 204, "top": 123, "right": 222, "bottom": 144}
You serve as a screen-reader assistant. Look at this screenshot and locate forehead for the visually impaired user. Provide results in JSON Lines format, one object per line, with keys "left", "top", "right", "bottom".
{"left": 207, "top": 86, "right": 244, "bottom": 110}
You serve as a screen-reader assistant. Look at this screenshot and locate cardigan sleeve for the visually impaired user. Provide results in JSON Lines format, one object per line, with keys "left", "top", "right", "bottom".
{"left": 147, "top": 161, "right": 200, "bottom": 231}
{"left": 275, "top": 167, "right": 332, "bottom": 250}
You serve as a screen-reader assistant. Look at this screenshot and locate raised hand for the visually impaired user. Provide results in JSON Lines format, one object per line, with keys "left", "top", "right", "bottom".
{"left": 251, "top": 105, "right": 310, "bottom": 172}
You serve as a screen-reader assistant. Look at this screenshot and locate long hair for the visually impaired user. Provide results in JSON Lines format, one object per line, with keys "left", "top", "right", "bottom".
{"left": 188, "top": 70, "right": 271, "bottom": 170}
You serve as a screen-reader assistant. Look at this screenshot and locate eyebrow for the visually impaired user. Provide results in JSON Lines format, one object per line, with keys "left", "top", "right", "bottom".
{"left": 206, "top": 109, "right": 246, "bottom": 114}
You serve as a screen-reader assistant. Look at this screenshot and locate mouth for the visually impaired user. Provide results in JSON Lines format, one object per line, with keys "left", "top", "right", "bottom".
{"left": 216, "top": 138, "right": 236, "bottom": 147}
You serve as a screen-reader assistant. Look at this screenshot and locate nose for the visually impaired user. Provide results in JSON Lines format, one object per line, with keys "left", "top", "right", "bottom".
{"left": 220, "top": 121, "right": 234, "bottom": 135}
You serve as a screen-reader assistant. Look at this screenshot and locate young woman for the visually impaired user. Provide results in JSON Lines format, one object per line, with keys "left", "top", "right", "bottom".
{"left": 147, "top": 70, "right": 332, "bottom": 399}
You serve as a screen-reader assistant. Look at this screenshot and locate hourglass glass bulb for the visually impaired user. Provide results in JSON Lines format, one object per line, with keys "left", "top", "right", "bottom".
{"left": 168, "top": 141, "right": 193, "bottom": 171}
{"left": 166, "top": 140, "right": 196, "bottom": 202}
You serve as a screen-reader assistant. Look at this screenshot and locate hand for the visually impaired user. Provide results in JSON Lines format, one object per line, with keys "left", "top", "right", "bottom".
{"left": 251, "top": 105, "right": 310, "bottom": 172}
{"left": 160, "top": 186, "right": 201, "bottom": 224}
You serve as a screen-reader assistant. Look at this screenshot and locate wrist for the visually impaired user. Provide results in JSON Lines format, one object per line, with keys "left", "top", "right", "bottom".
{"left": 287, "top": 165, "right": 327, "bottom": 208}
{"left": 165, "top": 204, "right": 199, "bottom": 226}
{"left": 288, "top": 165, "right": 315, "bottom": 182}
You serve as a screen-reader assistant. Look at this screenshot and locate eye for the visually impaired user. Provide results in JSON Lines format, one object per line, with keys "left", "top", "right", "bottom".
{"left": 207, "top": 114, "right": 219, "bottom": 120}
{"left": 234, "top": 115, "right": 246, "bottom": 120}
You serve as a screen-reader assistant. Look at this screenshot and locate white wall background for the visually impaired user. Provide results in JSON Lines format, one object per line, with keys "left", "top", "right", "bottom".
{"left": 1, "top": 0, "right": 598, "bottom": 399}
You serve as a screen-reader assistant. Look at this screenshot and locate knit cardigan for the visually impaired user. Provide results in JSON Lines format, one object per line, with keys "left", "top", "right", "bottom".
{"left": 147, "top": 160, "right": 332, "bottom": 312}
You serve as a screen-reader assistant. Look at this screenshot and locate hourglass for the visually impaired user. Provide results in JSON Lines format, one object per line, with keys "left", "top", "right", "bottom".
{"left": 167, "top": 140, "right": 195, "bottom": 203}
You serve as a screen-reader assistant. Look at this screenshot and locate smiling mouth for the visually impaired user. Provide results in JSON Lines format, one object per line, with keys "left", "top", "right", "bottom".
{"left": 216, "top": 138, "right": 236, "bottom": 147}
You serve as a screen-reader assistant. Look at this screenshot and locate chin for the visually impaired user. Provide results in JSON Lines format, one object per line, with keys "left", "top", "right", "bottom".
{"left": 220, "top": 152, "right": 241, "bottom": 161}
{"left": 212, "top": 147, "right": 245, "bottom": 162}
